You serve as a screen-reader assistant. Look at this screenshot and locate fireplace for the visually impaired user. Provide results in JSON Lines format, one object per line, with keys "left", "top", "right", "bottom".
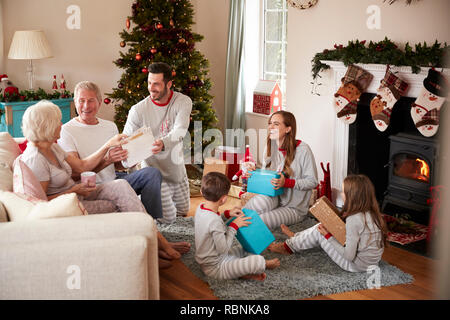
{"left": 347, "top": 93, "right": 442, "bottom": 219}
{"left": 382, "top": 133, "right": 438, "bottom": 213}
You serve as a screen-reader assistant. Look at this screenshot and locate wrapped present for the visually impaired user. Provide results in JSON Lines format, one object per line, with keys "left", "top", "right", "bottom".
{"left": 202, "top": 157, "right": 228, "bottom": 177}
{"left": 309, "top": 196, "right": 346, "bottom": 245}
{"left": 247, "top": 169, "right": 284, "bottom": 197}
{"left": 226, "top": 208, "right": 275, "bottom": 254}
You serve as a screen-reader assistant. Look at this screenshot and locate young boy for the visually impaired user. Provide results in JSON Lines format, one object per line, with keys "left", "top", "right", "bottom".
{"left": 194, "top": 172, "right": 280, "bottom": 281}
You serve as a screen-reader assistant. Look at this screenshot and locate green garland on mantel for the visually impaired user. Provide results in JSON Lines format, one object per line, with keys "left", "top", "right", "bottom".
{"left": 0, "top": 88, "right": 73, "bottom": 103}
{"left": 312, "top": 37, "right": 449, "bottom": 79}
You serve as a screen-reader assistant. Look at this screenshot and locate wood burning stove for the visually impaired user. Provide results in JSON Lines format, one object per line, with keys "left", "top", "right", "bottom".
{"left": 382, "top": 132, "right": 438, "bottom": 212}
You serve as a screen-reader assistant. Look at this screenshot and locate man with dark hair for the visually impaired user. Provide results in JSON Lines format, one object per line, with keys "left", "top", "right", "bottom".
{"left": 123, "top": 62, "right": 193, "bottom": 224}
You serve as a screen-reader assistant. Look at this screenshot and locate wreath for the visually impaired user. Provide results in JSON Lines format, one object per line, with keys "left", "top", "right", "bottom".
{"left": 287, "top": 0, "right": 318, "bottom": 10}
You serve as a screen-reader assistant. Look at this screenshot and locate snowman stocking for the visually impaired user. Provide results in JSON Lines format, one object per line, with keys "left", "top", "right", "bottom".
{"left": 370, "top": 66, "right": 409, "bottom": 132}
{"left": 334, "top": 65, "right": 373, "bottom": 124}
{"left": 411, "top": 69, "right": 448, "bottom": 137}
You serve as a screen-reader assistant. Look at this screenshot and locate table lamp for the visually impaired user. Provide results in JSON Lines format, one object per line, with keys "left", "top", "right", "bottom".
{"left": 7, "top": 30, "right": 52, "bottom": 90}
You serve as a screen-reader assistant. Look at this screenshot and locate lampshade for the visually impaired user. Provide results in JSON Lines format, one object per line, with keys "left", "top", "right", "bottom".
{"left": 8, "top": 30, "right": 52, "bottom": 60}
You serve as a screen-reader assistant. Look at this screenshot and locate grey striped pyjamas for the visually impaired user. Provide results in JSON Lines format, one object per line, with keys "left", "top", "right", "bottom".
{"left": 158, "top": 176, "right": 190, "bottom": 224}
{"left": 286, "top": 223, "right": 360, "bottom": 272}
{"left": 202, "top": 246, "right": 266, "bottom": 280}
{"left": 244, "top": 194, "right": 305, "bottom": 230}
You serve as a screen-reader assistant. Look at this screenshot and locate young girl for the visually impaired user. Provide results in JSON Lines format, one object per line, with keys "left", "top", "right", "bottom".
{"left": 243, "top": 111, "right": 318, "bottom": 230}
{"left": 269, "top": 174, "right": 388, "bottom": 272}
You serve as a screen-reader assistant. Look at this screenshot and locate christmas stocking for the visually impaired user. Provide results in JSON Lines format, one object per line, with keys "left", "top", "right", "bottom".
{"left": 370, "top": 66, "right": 409, "bottom": 132}
{"left": 411, "top": 68, "right": 448, "bottom": 137}
{"left": 334, "top": 65, "right": 373, "bottom": 124}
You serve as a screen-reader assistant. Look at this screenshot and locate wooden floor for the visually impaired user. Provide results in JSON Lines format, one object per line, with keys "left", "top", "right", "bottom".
{"left": 159, "top": 196, "right": 436, "bottom": 300}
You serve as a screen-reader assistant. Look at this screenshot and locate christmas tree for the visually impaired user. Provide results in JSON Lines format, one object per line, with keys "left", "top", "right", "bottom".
{"left": 108, "top": 0, "right": 218, "bottom": 152}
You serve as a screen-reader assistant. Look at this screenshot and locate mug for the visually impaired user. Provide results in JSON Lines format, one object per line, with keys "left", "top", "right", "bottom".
{"left": 80, "top": 171, "right": 96, "bottom": 187}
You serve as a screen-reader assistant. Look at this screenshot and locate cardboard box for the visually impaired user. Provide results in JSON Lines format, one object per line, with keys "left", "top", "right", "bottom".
{"left": 247, "top": 169, "right": 284, "bottom": 197}
{"left": 202, "top": 157, "right": 228, "bottom": 178}
{"left": 309, "top": 196, "right": 346, "bottom": 246}
{"left": 226, "top": 208, "right": 275, "bottom": 254}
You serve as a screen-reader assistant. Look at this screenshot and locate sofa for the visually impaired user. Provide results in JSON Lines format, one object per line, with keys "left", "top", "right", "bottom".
{"left": 0, "top": 132, "right": 160, "bottom": 299}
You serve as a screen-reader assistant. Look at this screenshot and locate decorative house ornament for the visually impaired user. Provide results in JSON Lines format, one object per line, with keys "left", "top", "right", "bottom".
{"left": 253, "top": 80, "right": 283, "bottom": 115}
{"left": 287, "top": 0, "right": 318, "bottom": 10}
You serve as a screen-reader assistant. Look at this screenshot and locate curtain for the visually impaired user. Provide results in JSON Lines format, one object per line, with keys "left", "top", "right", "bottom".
{"left": 224, "top": 0, "right": 246, "bottom": 147}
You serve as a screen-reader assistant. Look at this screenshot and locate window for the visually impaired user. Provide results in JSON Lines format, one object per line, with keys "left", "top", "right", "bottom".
{"left": 245, "top": 0, "right": 288, "bottom": 112}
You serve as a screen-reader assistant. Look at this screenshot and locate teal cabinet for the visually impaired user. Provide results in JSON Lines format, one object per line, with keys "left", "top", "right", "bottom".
{"left": 0, "top": 98, "right": 75, "bottom": 137}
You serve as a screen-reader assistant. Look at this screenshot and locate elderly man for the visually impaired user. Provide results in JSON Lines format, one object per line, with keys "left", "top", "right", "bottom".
{"left": 123, "top": 62, "right": 192, "bottom": 225}
{"left": 58, "top": 80, "right": 190, "bottom": 267}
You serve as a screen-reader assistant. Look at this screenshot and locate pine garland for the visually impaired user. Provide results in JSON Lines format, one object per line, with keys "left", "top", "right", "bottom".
{"left": 312, "top": 37, "right": 449, "bottom": 79}
{"left": 0, "top": 88, "right": 73, "bottom": 103}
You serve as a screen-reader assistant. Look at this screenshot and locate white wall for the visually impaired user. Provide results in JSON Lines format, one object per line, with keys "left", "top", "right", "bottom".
{"left": 193, "top": 0, "right": 230, "bottom": 131}
{"left": 286, "top": 0, "right": 450, "bottom": 178}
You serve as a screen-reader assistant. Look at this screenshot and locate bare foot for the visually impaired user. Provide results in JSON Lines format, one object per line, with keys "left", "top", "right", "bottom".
{"left": 265, "top": 258, "right": 280, "bottom": 269}
{"left": 268, "top": 242, "right": 292, "bottom": 255}
{"left": 170, "top": 241, "right": 191, "bottom": 255}
{"left": 159, "top": 258, "right": 172, "bottom": 269}
{"left": 158, "top": 232, "right": 181, "bottom": 259}
{"left": 240, "top": 273, "right": 266, "bottom": 281}
{"left": 281, "top": 224, "right": 295, "bottom": 237}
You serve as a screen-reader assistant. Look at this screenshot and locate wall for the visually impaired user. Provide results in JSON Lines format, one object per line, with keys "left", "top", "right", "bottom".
{"left": 286, "top": 0, "right": 450, "bottom": 182}
{"left": 1, "top": 0, "right": 229, "bottom": 130}
{"left": 192, "top": 0, "right": 230, "bottom": 131}
{"left": 0, "top": 0, "right": 3, "bottom": 71}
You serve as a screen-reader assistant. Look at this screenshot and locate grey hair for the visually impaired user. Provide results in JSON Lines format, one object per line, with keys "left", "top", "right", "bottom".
{"left": 74, "top": 81, "right": 102, "bottom": 104}
{"left": 22, "top": 100, "right": 62, "bottom": 142}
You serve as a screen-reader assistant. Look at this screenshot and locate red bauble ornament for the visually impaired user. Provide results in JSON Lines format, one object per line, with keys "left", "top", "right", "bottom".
{"left": 156, "top": 23, "right": 163, "bottom": 30}
{"left": 126, "top": 18, "right": 130, "bottom": 30}
{"left": 135, "top": 53, "right": 142, "bottom": 60}
{"left": 150, "top": 48, "right": 157, "bottom": 54}
{"left": 104, "top": 98, "right": 111, "bottom": 104}
{"left": 142, "top": 68, "right": 148, "bottom": 73}
{"left": 120, "top": 41, "right": 126, "bottom": 48}
{"left": 178, "top": 38, "right": 186, "bottom": 44}
{"left": 172, "top": 70, "right": 177, "bottom": 77}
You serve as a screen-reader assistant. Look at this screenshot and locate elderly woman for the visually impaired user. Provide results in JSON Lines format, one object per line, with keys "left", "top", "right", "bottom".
{"left": 21, "top": 100, "right": 189, "bottom": 268}
{"left": 21, "top": 100, "right": 143, "bottom": 214}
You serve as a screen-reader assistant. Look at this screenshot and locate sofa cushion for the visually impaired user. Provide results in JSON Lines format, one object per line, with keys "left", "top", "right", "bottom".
{"left": 13, "top": 156, "right": 48, "bottom": 201}
{"left": 0, "top": 191, "right": 88, "bottom": 221}
{"left": 0, "top": 202, "right": 7, "bottom": 222}
{"left": 0, "top": 162, "right": 13, "bottom": 192}
{"left": 0, "top": 132, "right": 21, "bottom": 168}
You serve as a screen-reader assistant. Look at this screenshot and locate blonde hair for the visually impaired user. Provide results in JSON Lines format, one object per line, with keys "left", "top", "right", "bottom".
{"left": 74, "top": 81, "right": 102, "bottom": 104}
{"left": 22, "top": 100, "right": 62, "bottom": 142}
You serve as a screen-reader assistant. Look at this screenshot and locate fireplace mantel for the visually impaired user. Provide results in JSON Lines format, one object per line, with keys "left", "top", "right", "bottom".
{"left": 321, "top": 60, "right": 450, "bottom": 98}
{"left": 321, "top": 60, "right": 449, "bottom": 206}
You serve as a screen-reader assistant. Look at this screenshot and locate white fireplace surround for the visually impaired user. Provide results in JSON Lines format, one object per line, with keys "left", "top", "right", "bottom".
{"left": 322, "top": 60, "right": 450, "bottom": 206}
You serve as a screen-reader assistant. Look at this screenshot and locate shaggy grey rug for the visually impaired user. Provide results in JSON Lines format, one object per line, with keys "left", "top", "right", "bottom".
{"left": 158, "top": 216, "right": 414, "bottom": 300}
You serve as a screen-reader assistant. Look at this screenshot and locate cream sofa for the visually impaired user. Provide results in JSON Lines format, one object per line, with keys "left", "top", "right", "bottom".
{"left": 0, "top": 132, "right": 159, "bottom": 299}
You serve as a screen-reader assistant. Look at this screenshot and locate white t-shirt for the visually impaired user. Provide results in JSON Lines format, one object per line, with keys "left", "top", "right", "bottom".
{"left": 58, "top": 118, "right": 118, "bottom": 183}
{"left": 21, "top": 143, "right": 75, "bottom": 196}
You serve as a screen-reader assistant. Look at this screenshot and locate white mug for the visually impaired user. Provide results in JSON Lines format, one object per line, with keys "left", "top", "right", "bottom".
{"left": 80, "top": 171, "right": 96, "bottom": 187}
